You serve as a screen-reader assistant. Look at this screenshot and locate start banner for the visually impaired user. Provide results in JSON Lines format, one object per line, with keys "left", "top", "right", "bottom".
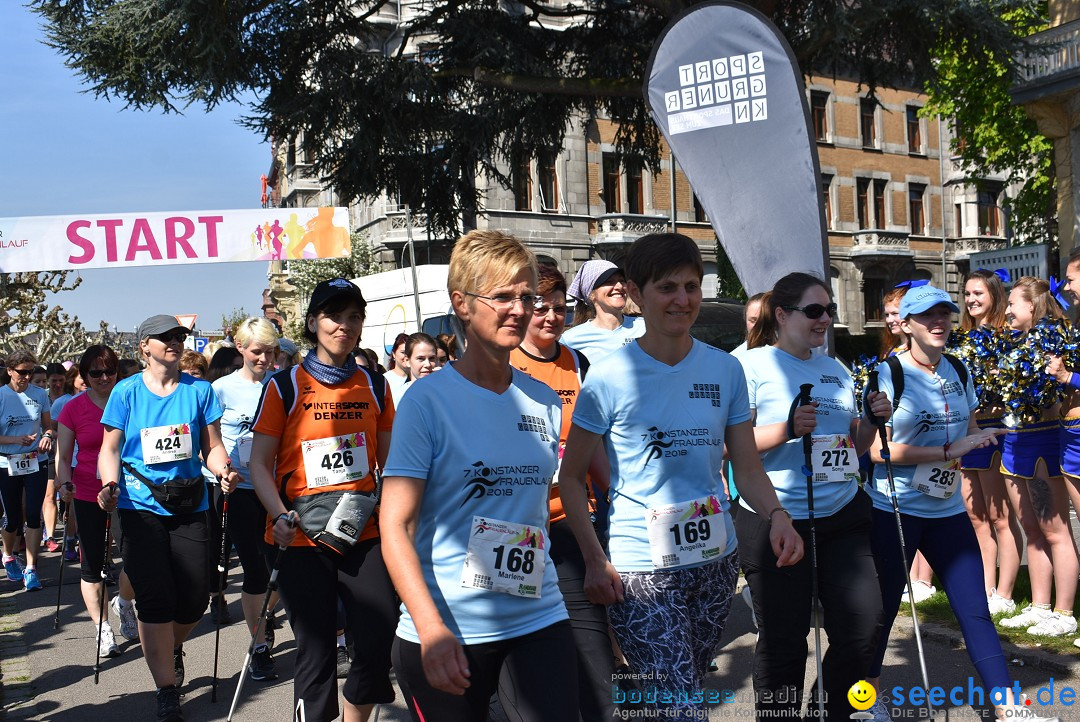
{"left": 0, "top": 207, "right": 351, "bottom": 273}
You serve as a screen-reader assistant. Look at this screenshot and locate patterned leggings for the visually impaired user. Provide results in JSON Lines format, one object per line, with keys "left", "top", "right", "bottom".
{"left": 608, "top": 553, "right": 740, "bottom": 720}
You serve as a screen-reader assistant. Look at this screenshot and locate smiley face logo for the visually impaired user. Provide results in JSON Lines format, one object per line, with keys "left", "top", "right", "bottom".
{"left": 847, "top": 680, "right": 876, "bottom": 711}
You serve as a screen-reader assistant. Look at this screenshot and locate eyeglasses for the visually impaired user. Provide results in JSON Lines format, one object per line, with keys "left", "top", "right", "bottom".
{"left": 464, "top": 292, "right": 540, "bottom": 312}
{"left": 533, "top": 303, "right": 567, "bottom": 317}
{"left": 151, "top": 331, "right": 188, "bottom": 344}
{"left": 9, "top": 368, "right": 33, "bottom": 377}
{"left": 782, "top": 303, "right": 838, "bottom": 320}
{"left": 87, "top": 368, "right": 117, "bottom": 379}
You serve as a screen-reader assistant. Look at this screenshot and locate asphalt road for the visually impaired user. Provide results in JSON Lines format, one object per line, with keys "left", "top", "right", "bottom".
{"left": 1, "top": 547, "right": 1078, "bottom": 721}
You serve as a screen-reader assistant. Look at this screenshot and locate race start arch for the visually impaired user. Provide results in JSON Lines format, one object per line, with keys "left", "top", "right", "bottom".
{"left": 0, "top": 207, "right": 351, "bottom": 273}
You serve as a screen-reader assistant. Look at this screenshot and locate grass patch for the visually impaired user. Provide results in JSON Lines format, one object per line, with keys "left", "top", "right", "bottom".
{"left": 897, "top": 566, "right": 1080, "bottom": 655}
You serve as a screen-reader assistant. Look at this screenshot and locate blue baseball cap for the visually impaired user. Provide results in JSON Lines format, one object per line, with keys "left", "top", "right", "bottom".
{"left": 899, "top": 284, "right": 959, "bottom": 317}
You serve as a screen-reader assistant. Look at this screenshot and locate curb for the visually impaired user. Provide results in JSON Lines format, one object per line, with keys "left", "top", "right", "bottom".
{"left": 899, "top": 615, "right": 1075, "bottom": 676}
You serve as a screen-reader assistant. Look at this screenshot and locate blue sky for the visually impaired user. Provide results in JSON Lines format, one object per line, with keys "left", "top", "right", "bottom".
{"left": 0, "top": 5, "right": 272, "bottom": 335}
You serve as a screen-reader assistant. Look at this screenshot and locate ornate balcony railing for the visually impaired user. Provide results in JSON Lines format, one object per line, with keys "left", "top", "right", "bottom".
{"left": 1014, "top": 18, "right": 1080, "bottom": 99}
{"left": 850, "top": 230, "right": 912, "bottom": 256}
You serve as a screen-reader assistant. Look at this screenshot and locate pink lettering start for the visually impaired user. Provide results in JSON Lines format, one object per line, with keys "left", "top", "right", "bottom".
{"left": 66, "top": 216, "right": 224, "bottom": 265}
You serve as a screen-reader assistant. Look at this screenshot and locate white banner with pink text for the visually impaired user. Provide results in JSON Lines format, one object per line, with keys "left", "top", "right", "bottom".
{"left": 0, "top": 207, "right": 352, "bottom": 273}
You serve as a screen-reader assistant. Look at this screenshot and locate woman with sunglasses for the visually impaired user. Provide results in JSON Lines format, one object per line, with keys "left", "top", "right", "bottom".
{"left": 738, "top": 273, "right": 888, "bottom": 720}
{"left": 56, "top": 345, "right": 139, "bottom": 659}
{"left": 98, "top": 315, "right": 237, "bottom": 722}
{"left": 863, "top": 286, "right": 1046, "bottom": 721}
{"left": 561, "top": 259, "right": 646, "bottom": 363}
{"left": 382, "top": 230, "right": 579, "bottom": 722}
{"left": 0, "top": 350, "right": 55, "bottom": 592}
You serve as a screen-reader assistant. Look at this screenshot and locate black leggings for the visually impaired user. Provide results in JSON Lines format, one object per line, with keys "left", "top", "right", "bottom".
{"left": 73, "top": 499, "right": 113, "bottom": 583}
{"left": 0, "top": 466, "right": 48, "bottom": 532}
{"left": 210, "top": 487, "right": 271, "bottom": 595}
{"left": 276, "top": 539, "right": 398, "bottom": 722}
{"left": 737, "top": 490, "right": 883, "bottom": 721}
{"left": 393, "top": 620, "right": 579, "bottom": 722}
{"left": 548, "top": 519, "right": 616, "bottom": 721}
{"left": 120, "top": 509, "right": 209, "bottom": 625}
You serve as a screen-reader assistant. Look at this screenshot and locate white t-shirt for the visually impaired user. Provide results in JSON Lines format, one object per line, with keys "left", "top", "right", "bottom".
{"left": 571, "top": 340, "right": 747, "bottom": 572}
{"left": 383, "top": 364, "right": 568, "bottom": 645}
{"left": 739, "top": 346, "right": 860, "bottom": 519}
{"left": 384, "top": 370, "right": 408, "bottom": 405}
{"left": 560, "top": 316, "right": 646, "bottom": 362}
{"left": 212, "top": 371, "right": 270, "bottom": 489}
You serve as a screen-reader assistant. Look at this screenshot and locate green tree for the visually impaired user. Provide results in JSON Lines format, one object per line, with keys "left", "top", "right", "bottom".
{"left": 0, "top": 272, "right": 92, "bottom": 361}
{"left": 281, "top": 231, "right": 381, "bottom": 342}
{"left": 921, "top": 5, "right": 1055, "bottom": 246}
{"left": 34, "top": 0, "right": 1031, "bottom": 234}
{"left": 220, "top": 307, "right": 250, "bottom": 338}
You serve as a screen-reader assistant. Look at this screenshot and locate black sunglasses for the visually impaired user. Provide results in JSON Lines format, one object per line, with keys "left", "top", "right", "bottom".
{"left": 151, "top": 331, "right": 188, "bottom": 344}
{"left": 9, "top": 368, "right": 33, "bottom": 377}
{"left": 782, "top": 303, "right": 838, "bottom": 320}
{"left": 87, "top": 368, "right": 117, "bottom": 379}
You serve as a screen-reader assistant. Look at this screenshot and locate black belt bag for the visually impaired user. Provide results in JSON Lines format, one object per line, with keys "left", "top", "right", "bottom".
{"left": 122, "top": 461, "right": 206, "bottom": 515}
{"left": 292, "top": 490, "right": 377, "bottom": 556}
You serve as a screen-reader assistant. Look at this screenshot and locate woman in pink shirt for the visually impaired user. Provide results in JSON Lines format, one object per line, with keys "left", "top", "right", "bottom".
{"left": 56, "top": 345, "right": 138, "bottom": 660}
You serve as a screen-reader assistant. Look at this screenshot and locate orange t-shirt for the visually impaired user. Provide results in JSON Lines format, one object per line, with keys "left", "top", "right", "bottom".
{"left": 509, "top": 344, "right": 592, "bottom": 523}
{"left": 252, "top": 365, "right": 394, "bottom": 547}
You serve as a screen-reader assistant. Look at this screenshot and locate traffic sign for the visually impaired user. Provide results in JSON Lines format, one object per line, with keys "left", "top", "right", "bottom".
{"left": 193, "top": 336, "right": 209, "bottom": 354}
{"left": 175, "top": 314, "right": 198, "bottom": 330}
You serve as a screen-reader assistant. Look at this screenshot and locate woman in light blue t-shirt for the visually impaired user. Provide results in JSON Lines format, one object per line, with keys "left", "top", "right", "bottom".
{"left": 381, "top": 230, "right": 578, "bottom": 722}
{"left": 561, "top": 234, "right": 802, "bottom": 721}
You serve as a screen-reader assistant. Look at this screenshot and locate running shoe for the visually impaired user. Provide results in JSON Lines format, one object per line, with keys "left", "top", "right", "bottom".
{"left": 23, "top": 568, "right": 42, "bottom": 592}
{"left": 336, "top": 645, "right": 350, "bottom": 679}
{"left": 98, "top": 625, "right": 121, "bottom": 659}
{"left": 1000, "top": 605, "right": 1053, "bottom": 629}
{"left": 901, "top": 580, "right": 935, "bottom": 604}
{"left": 209, "top": 595, "right": 232, "bottom": 625}
{"left": 249, "top": 646, "right": 278, "bottom": 681}
{"left": 3, "top": 557, "right": 23, "bottom": 582}
{"left": 1026, "top": 612, "right": 1078, "bottom": 637}
{"left": 264, "top": 618, "right": 275, "bottom": 651}
{"left": 155, "top": 685, "right": 183, "bottom": 722}
{"left": 867, "top": 698, "right": 891, "bottom": 722}
{"left": 987, "top": 590, "right": 1017, "bottom": 616}
{"left": 44, "top": 538, "right": 60, "bottom": 553}
{"left": 173, "top": 646, "right": 185, "bottom": 687}
{"left": 110, "top": 596, "right": 139, "bottom": 641}
{"left": 63, "top": 538, "right": 79, "bottom": 562}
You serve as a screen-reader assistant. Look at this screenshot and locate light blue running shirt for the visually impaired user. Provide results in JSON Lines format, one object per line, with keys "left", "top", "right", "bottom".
{"left": 571, "top": 339, "right": 748, "bottom": 572}
{"left": 101, "top": 373, "right": 222, "bottom": 515}
{"left": 384, "top": 363, "right": 568, "bottom": 645}
{"left": 868, "top": 354, "right": 977, "bottom": 518}
{"left": 560, "top": 315, "right": 645, "bottom": 362}
{"left": 212, "top": 371, "right": 269, "bottom": 490}
{"left": 0, "top": 384, "right": 51, "bottom": 470}
{"left": 739, "top": 346, "right": 860, "bottom": 519}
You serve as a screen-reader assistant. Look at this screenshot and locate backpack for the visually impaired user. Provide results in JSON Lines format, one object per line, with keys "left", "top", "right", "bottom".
{"left": 873, "top": 354, "right": 969, "bottom": 411}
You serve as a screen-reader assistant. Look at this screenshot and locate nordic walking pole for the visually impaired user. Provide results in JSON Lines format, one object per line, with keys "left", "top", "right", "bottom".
{"left": 212, "top": 466, "right": 233, "bottom": 702}
{"left": 94, "top": 486, "right": 116, "bottom": 685}
{"left": 228, "top": 512, "right": 295, "bottom": 722}
{"left": 790, "top": 383, "right": 825, "bottom": 719}
{"left": 53, "top": 482, "right": 74, "bottom": 630}
{"left": 868, "top": 371, "right": 933, "bottom": 719}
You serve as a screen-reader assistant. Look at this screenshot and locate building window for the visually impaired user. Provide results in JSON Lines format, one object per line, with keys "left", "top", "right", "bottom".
{"left": 863, "top": 276, "right": 888, "bottom": 322}
{"left": 978, "top": 190, "right": 1001, "bottom": 236}
{"left": 821, "top": 174, "right": 833, "bottom": 229}
{"left": 693, "top": 194, "right": 708, "bottom": 223}
{"left": 626, "top": 161, "right": 644, "bottom": 215}
{"left": 955, "top": 203, "right": 964, "bottom": 236}
{"left": 811, "top": 91, "right": 829, "bottom": 142}
{"left": 860, "top": 98, "right": 878, "bottom": 148}
{"left": 907, "top": 105, "right": 922, "bottom": 153}
{"left": 909, "top": 184, "right": 926, "bottom": 235}
{"left": 286, "top": 138, "right": 297, "bottom": 168}
{"left": 513, "top": 158, "right": 532, "bottom": 211}
{"left": 602, "top": 154, "right": 620, "bottom": 213}
{"left": 857, "top": 178, "right": 887, "bottom": 229}
{"left": 538, "top": 150, "right": 558, "bottom": 212}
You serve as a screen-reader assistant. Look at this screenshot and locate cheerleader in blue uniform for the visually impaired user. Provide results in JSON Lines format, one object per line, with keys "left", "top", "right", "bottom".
{"left": 955, "top": 270, "right": 1023, "bottom": 615}
{"left": 998, "top": 277, "right": 1078, "bottom": 637}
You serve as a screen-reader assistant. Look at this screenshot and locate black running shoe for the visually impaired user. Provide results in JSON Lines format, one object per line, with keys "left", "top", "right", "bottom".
{"left": 336, "top": 645, "right": 350, "bottom": 679}
{"left": 155, "top": 685, "right": 183, "bottom": 722}
{"left": 209, "top": 595, "right": 232, "bottom": 625}
{"left": 263, "top": 619, "right": 275, "bottom": 651}
{"left": 249, "top": 646, "right": 278, "bottom": 681}
{"left": 173, "top": 646, "right": 185, "bottom": 688}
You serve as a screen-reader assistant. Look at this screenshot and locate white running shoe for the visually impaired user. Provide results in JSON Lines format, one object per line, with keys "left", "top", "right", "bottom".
{"left": 999, "top": 605, "right": 1053, "bottom": 629}
{"left": 902, "top": 580, "right": 936, "bottom": 604}
{"left": 98, "top": 625, "right": 120, "bottom": 659}
{"left": 867, "top": 698, "right": 891, "bottom": 722}
{"left": 987, "top": 590, "right": 1017, "bottom": 615}
{"left": 1026, "top": 612, "right": 1078, "bottom": 637}
{"left": 110, "top": 596, "right": 139, "bottom": 641}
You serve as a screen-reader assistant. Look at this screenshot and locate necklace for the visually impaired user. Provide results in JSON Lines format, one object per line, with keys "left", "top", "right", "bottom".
{"left": 908, "top": 350, "right": 939, "bottom": 374}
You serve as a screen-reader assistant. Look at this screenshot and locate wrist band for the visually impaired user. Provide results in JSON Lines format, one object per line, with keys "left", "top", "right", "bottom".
{"left": 275, "top": 512, "right": 291, "bottom": 525}
{"left": 767, "top": 506, "right": 791, "bottom": 523}
{"left": 944, "top": 443, "right": 950, "bottom": 462}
